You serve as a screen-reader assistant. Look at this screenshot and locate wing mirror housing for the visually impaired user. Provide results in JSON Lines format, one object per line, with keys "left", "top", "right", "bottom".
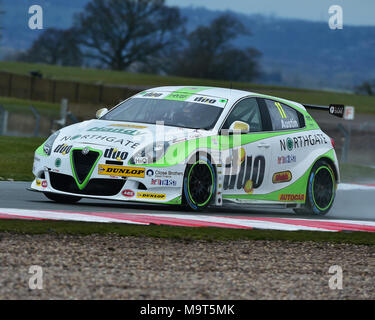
{"left": 223, "top": 121, "right": 250, "bottom": 134}
{"left": 96, "top": 108, "right": 108, "bottom": 119}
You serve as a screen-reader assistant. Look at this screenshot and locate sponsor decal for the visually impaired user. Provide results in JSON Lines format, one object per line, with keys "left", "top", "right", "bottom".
{"left": 154, "top": 170, "right": 184, "bottom": 178}
{"left": 122, "top": 189, "right": 135, "bottom": 198}
{"left": 87, "top": 126, "right": 144, "bottom": 136}
{"left": 137, "top": 192, "right": 166, "bottom": 200}
{"left": 146, "top": 169, "right": 154, "bottom": 176}
{"left": 194, "top": 96, "right": 216, "bottom": 104}
{"left": 55, "top": 158, "right": 61, "bottom": 168}
{"left": 165, "top": 92, "right": 190, "bottom": 101}
{"left": 141, "top": 92, "right": 163, "bottom": 98}
{"left": 151, "top": 179, "right": 177, "bottom": 186}
{"left": 60, "top": 135, "right": 140, "bottom": 149}
{"left": 54, "top": 144, "right": 72, "bottom": 155}
{"left": 224, "top": 151, "right": 266, "bottom": 191}
{"left": 104, "top": 148, "right": 128, "bottom": 161}
{"left": 280, "top": 134, "right": 328, "bottom": 151}
{"left": 134, "top": 156, "right": 148, "bottom": 164}
{"left": 41, "top": 181, "right": 47, "bottom": 188}
{"left": 277, "top": 155, "right": 296, "bottom": 164}
{"left": 329, "top": 104, "right": 345, "bottom": 118}
{"left": 36, "top": 179, "right": 41, "bottom": 187}
{"left": 279, "top": 194, "right": 305, "bottom": 201}
{"left": 272, "top": 171, "right": 292, "bottom": 184}
{"left": 98, "top": 165, "right": 145, "bottom": 178}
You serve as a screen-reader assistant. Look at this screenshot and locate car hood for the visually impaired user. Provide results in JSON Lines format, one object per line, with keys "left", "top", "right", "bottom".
{"left": 54, "top": 119, "right": 215, "bottom": 152}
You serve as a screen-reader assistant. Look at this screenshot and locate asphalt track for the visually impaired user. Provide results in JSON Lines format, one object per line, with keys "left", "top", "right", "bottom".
{"left": 0, "top": 181, "right": 374, "bottom": 222}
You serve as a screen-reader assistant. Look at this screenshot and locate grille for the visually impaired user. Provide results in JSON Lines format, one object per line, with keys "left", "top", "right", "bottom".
{"left": 49, "top": 172, "right": 126, "bottom": 196}
{"left": 72, "top": 149, "right": 100, "bottom": 183}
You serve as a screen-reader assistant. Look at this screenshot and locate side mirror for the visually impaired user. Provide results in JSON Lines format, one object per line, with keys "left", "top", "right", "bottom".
{"left": 228, "top": 121, "right": 250, "bottom": 134}
{"left": 96, "top": 108, "right": 108, "bottom": 119}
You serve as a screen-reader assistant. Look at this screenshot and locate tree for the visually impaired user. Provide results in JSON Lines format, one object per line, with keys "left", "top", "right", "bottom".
{"left": 355, "top": 80, "right": 375, "bottom": 96}
{"left": 169, "top": 14, "right": 261, "bottom": 82}
{"left": 17, "top": 27, "right": 82, "bottom": 66}
{"left": 74, "top": 0, "right": 185, "bottom": 71}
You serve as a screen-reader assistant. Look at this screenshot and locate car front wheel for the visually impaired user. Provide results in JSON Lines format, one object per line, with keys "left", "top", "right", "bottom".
{"left": 182, "top": 155, "right": 216, "bottom": 211}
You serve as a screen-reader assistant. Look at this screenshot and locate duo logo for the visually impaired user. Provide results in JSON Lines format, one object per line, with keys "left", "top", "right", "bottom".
{"left": 224, "top": 154, "right": 266, "bottom": 191}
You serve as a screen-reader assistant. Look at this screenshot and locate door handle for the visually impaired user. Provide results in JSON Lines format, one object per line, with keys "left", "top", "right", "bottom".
{"left": 257, "top": 143, "right": 270, "bottom": 148}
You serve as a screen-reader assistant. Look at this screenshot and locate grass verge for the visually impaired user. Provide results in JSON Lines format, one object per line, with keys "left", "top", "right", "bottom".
{"left": 1, "top": 61, "right": 375, "bottom": 114}
{"left": 339, "top": 163, "right": 375, "bottom": 183}
{"left": 0, "top": 136, "right": 44, "bottom": 181}
{"left": 0, "top": 96, "right": 60, "bottom": 118}
{"left": 0, "top": 219, "right": 374, "bottom": 245}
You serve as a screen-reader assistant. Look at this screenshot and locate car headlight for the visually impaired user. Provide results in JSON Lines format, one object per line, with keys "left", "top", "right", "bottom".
{"left": 43, "top": 131, "right": 60, "bottom": 156}
{"left": 129, "top": 141, "right": 170, "bottom": 164}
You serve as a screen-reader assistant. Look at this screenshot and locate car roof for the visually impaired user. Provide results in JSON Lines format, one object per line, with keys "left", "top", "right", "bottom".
{"left": 148, "top": 86, "right": 306, "bottom": 112}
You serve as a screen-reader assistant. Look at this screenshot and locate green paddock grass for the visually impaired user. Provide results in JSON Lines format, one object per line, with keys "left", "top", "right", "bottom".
{"left": 1, "top": 136, "right": 375, "bottom": 182}
{"left": 1, "top": 61, "right": 375, "bottom": 114}
{"left": 0, "top": 219, "right": 374, "bottom": 245}
{"left": 0, "top": 136, "right": 44, "bottom": 181}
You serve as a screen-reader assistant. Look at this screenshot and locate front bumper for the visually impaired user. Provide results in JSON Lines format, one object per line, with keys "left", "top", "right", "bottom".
{"left": 31, "top": 150, "right": 184, "bottom": 205}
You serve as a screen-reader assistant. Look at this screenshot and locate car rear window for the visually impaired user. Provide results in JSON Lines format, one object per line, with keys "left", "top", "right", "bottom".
{"left": 264, "top": 99, "right": 303, "bottom": 130}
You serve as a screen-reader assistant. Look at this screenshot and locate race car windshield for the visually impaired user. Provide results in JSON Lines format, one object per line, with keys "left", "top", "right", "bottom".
{"left": 101, "top": 98, "right": 223, "bottom": 130}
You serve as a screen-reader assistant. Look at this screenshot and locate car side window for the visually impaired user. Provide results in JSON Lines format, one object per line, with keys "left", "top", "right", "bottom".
{"left": 222, "top": 98, "right": 263, "bottom": 132}
{"left": 264, "top": 99, "right": 302, "bottom": 130}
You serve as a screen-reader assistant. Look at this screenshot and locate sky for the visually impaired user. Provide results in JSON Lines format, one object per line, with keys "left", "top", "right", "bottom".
{"left": 167, "top": 0, "right": 375, "bottom": 26}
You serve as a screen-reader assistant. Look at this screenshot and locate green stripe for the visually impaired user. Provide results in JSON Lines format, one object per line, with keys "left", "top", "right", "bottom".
{"left": 142, "top": 127, "right": 318, "bottom": 168}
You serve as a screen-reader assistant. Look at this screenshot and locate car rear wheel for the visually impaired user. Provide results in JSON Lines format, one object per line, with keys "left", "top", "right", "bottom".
{"left": 294, "top": 160, "right": 336, "bottom": 215}
{"left": 44, "top": 192, "right": 82, "bottom": 204}
{"left": 182, "top": 155, "right": 216, "bottom": 211}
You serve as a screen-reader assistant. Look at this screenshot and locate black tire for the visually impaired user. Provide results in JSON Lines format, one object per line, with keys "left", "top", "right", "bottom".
{"left": 44, "top": 192, "right": 82, "bottom": 204}
{"left": 182, "top": 154, "right": 216, "bottom": 211}
{"left": 293, "top": 160, "right": 336, "bottom": 216}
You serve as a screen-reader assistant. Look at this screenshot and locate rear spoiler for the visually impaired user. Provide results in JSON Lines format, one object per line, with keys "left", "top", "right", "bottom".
{"left": 302, "top": 103, "right": 354, "bottom": 119}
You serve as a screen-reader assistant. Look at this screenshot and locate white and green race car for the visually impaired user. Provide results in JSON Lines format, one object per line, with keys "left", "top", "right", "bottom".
{"left": 30, "top": 86, "right": 341, "bottom": 215}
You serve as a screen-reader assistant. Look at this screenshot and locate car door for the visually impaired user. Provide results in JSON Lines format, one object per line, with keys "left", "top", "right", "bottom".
{"left": 220, "top": 97, "right": 272, "bottom": 196}
{"left": 259, "top": 98, "right": 307, "bottom": 195}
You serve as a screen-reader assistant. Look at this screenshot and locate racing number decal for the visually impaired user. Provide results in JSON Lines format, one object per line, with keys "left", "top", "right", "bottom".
{"left": 275, "top": 102, "right": 286, "bottom": 119}
{"left": 223, "top": 155, "right": 266, "bottom": 191}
